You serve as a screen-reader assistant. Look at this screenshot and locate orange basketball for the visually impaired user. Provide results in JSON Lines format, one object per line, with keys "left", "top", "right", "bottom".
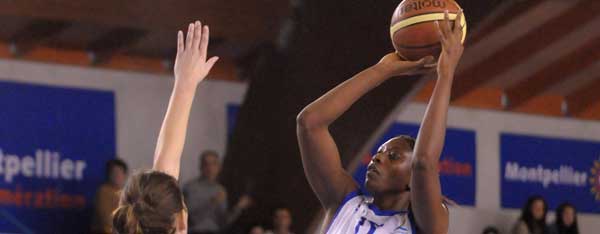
{"left": 390, "top": 0, "right": 467, "bottom": 61}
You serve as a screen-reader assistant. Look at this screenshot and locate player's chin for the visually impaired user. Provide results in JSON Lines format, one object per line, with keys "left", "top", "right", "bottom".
{"left": 365, "top": 178, "right": 383, "bottom": 193}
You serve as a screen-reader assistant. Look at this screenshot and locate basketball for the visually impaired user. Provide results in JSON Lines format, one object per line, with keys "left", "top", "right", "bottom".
{"left": 390, "top": 0, "right": 467, "bottom": 61}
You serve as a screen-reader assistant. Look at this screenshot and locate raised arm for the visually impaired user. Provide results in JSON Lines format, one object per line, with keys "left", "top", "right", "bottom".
{"left": 153, "top": 21, "right": 219, "bottom": 180}
{"left": 296, "top": 53, "right": 433, "bottom": 207}
{"left": 410, "top": 10, "right": 464, "bottom": 234}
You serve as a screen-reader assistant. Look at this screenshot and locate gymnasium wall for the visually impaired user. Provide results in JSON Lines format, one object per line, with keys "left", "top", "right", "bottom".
{"left": 0, "top": 58, "right": 246, "bottom": 191}
{"left": 391, "top": 103, "right": 600, "bottom": 234}
{"left": 2, "top": 58, "right": 599, "bottom": 234}
{"left": 0, "top": 58, "right": 246, "bottom": 233}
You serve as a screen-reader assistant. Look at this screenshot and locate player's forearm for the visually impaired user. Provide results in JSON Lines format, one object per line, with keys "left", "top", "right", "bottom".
{"left": 152, "top": 82, "right": 197, "bottom": 179}
{"left": 413, "top": 74, "right": 453, "bottom": 164}
{"left": 297, "top": 64, "right": 392, "bottom": 129}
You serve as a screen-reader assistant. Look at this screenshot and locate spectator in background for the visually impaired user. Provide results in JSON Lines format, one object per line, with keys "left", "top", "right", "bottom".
{"left": 512, "top": 195, "right": 548, "bottom": 234}
{"left": 265, "top": 208, "right": 294, "bottom": 234}
{"left": 549, "top": 202, "right": 579, "bottom": 234}
{"left": 91, "top": 159, "right": 128, "bottom": 234}
{"left": 249, "top": 225, "right": 265, "bottom": 234}
{"left": 184, "top": 150, "right": 252, "bottom": 234}
{"left": 483, "top": 226, "right": 501, "bottom": 234}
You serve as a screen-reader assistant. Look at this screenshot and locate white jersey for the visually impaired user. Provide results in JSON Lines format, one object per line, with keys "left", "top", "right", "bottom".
{"left": 325, "top": 191, "right": 418, "bottom": 234}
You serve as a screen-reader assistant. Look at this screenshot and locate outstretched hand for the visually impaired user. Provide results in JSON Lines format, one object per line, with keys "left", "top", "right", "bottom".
{"left": 435, "top": 10, "right": 465, "bottom": 78}
{"left": 152, "top": 20, "right": 219, "bottom": 182}
{"left": 174, "top": 21, "right": 219, "bottom": 86}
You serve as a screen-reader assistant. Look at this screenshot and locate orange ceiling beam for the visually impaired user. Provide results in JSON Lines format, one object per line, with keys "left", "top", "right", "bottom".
{"left": 451, "top": 0, "right": 597, "bottom": 102}
{"left": 567, "top": 76, "right": 600, "bottom": 117}
{"left": 467, "top": 0, "right": 544, "bottom": 45}
{"left": 513, "top": 94, "right": 564, "bottom": 117}
{"left": 503, "top": 36, "right": 600, "bottom": 109}
{"left": 0, "top": 42, "right": 239, "bottom": 82}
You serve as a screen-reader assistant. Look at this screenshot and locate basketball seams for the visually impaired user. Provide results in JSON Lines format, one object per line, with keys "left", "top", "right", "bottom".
{"left": 390, "top": 11, "right": 459, "bottom": 25}
{"left": 390, "top": 12, "right": 467, "bottom": 47}
{"left": 391, "top": 0, "right": 461, "bottom": 24}
{"left": 396, "top": 42, "right": 442, "bottom": 49}
{"left": 390, "top": 12, "right": 465, "bottom": 35}
{"left": 390, "top": 0, "right": 465, "bottom": 60}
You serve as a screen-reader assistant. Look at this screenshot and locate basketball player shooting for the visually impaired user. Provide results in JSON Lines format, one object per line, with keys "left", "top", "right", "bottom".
{"left": 296, "top": 10, "right": 464, "bottom": 234}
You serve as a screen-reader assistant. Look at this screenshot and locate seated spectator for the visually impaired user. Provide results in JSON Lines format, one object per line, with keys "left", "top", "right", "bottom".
{"left": 184, "top": 150, "right": 252, "bottom": 234}
{"left": 512, "top": 195, "right": 548, "bottom": 234}
{"left": 91, "top": 159, "right": 128, "bottom": 234}
{"left": 265, "top": 208, "right": 294, "bottom": 234}
{"left": 548, "top": 202, "right": 579, "bottom": 234}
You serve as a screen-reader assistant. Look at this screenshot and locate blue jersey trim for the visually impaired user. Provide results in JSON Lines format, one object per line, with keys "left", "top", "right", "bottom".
{"left": 408, "top": 208, "right": 418, "bottom": 234}
{"left": 367, "top": 203, "right": 408, "bottom": 216}
{"left": 366, "top": 221, "right": 377, "bottom": 234}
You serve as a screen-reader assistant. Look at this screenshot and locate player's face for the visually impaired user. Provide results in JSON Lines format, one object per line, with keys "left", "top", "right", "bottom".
{"left": 365, "top": 138, "right": 412, "bottom": 194}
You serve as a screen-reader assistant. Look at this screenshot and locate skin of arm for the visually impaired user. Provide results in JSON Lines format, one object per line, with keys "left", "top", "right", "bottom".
{"left": 296, "top": 51, "right": 434, "bottom": 208}
{"left": 410, "top": 10, "right": 465, "bottom": 234}
{"left": 153, "top": 21, "right": 219, "bottom": 180}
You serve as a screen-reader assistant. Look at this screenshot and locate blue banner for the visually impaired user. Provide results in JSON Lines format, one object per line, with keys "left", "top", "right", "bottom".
{"left": 227, "top": 104, "right": 240, "bottom": 139}
{"left": 501, "top": 133, "right": 600, "bottom": 213}
{"left": 353, "top": 122, "right": 476, "bottom": 206}
{"left": 0, "top": 81, "right": 116, "bottom": 234}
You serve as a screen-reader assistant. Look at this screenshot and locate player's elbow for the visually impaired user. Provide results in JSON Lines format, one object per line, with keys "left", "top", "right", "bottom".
{"left": 296, "top": 109, "right": 325, "bottom": 130}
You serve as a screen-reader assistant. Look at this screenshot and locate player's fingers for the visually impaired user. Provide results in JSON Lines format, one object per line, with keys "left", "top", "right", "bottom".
{"left": 185, "top": 23, "right": 194, "bottom": 49}
{"left": 176, "top": 31, "right": 184, "bottom": 54}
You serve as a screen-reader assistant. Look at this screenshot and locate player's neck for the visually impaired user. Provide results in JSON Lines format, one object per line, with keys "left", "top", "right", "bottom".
{"left": 372, "top": 191, "right": 410, "bottom": 211}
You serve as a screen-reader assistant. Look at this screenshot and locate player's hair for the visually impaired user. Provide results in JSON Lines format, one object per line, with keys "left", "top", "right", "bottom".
{"left": 112, "top": 170, "right": 184, "bottom": 234}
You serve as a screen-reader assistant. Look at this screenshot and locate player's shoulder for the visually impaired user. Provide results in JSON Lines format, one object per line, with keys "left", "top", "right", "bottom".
{"left": 337, "top": 190, "right": 365, "bottom": 206}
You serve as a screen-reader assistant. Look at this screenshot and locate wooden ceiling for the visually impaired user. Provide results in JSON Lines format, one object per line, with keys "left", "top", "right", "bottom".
{"left": 0, "top": 0, "right": 598, "bottom": 120}
{"left": 0, "top": 0, "right": 291, "bottom": 53}
{"left": 0, "top": 0, "right": 290, "bottom": 79}
{"left": 415, "top": 0, "right": 600, "bottom": 121}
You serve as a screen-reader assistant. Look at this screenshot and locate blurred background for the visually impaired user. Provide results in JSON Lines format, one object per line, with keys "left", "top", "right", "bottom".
{"left": 0, "top": 0, "right": 598, "bottom": 233}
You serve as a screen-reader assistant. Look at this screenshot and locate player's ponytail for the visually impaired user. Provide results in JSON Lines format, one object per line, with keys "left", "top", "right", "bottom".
{"left": 112, "top": 170, "right": 184, "bottom": 234}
